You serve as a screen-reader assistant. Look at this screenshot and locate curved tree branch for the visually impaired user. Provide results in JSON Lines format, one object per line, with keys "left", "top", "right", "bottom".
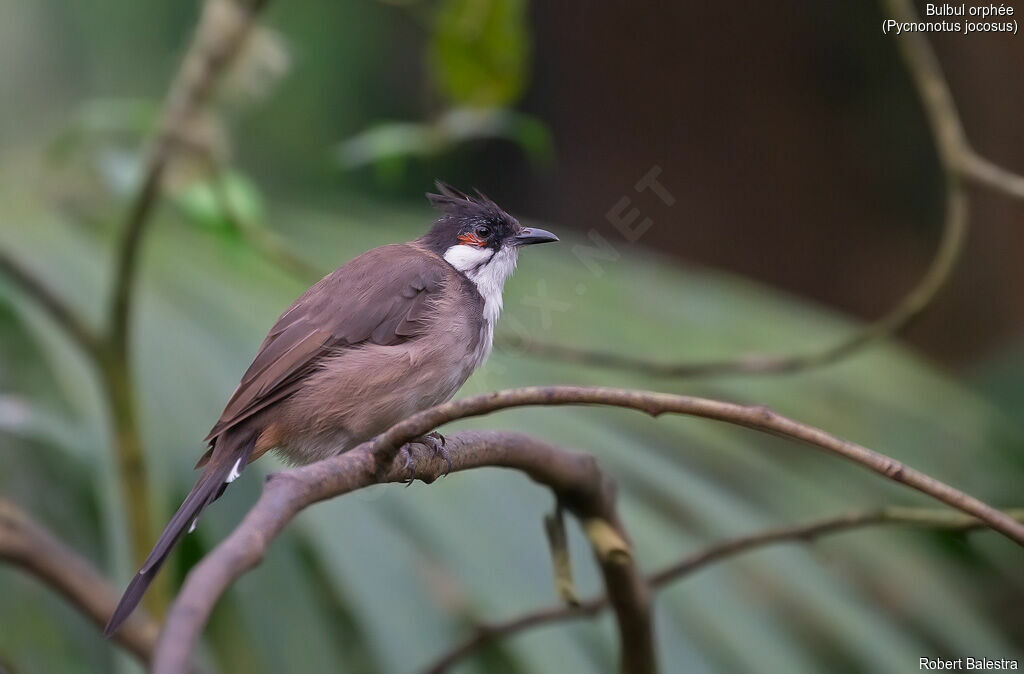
{"left": 366, "top": 387, "right": 1024, "bottom": 545}
{"left": 423, "top": 506, "right": 1024, "bottom": 674}
{"left": 153, "top": 430, "right": 655, "bottom": 674}
{"left": 0, "top": 499, "right": 159, "bottom": 664}
{"left": 154, "top": 386, "right": 1022, "bottom": 672}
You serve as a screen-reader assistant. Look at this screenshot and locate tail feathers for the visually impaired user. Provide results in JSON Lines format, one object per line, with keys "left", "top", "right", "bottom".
{"left": 104, "top": 432, "right": 256, "bottom": 637}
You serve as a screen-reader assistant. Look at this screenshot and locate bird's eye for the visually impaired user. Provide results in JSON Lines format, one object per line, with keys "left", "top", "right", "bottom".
{"left": 475, "top": 226, "right": 492, "bottom": 238}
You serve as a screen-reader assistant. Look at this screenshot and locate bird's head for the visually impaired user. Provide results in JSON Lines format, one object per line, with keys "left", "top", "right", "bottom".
{"left": 419, "top": 182, "right": 558, "bottom": 282}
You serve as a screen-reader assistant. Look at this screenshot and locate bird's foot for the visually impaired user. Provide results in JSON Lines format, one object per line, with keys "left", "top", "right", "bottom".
{"left": 399, "top": 432, "right": 451, "bottom": 485}
{"left": 421, "top": 431, "right": 451, "bottom": 476}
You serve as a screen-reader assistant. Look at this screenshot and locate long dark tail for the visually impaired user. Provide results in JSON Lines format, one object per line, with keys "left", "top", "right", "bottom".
{"left": 104, "top": 430, "right": 257, "bottom": 637}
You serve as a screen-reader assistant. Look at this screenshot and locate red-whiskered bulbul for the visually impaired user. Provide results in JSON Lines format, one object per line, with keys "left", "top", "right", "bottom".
{"left": 104, "top": 182, "right": 557, "bottom": 635}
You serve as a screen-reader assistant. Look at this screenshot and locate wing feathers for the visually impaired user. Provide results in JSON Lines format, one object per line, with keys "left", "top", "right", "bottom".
{"left": 205, "top": 244, "right": 449, "bottom": 444}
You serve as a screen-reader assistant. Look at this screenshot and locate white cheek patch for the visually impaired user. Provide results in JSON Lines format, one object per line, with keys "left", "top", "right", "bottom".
{"left": 443, "top": 244, "right": 494, "bottom": 272}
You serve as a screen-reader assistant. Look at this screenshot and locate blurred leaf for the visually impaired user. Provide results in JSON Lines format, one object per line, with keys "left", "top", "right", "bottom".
{"left": 338, "top": 121, "right": 442, "bottom": 169}
{"left": 171, "top": 170, "right": 265, "bottom": 231}
{"left": 430, "top": 0, "right": 529, "bottom": 107}
{"left": 337, "top": 107, "right": 552, "bottom": 170}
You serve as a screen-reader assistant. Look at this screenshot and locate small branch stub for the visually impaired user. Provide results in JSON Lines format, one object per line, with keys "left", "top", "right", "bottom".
{"left": 583, "top": 518, "right": 632, "bottom": 566}
{"left": 544, "top": 505, "right": 580, "bottom": 606}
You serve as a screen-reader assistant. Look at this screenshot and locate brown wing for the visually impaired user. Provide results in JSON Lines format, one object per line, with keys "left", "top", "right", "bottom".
{"left": 204, "top": 244, "right": 449, "bottom": 443}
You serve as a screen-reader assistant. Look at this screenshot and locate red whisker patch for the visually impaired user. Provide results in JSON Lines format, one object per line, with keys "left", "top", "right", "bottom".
{"left": 457, "top": 233, "right": 485, "bottom": 247}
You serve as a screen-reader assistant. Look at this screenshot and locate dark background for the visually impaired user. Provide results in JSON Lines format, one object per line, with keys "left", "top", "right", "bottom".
{"left": 521, "top": 2, "right": 1022, "bottom": 366}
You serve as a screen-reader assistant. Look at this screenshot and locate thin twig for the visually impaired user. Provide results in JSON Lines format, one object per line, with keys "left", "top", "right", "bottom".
{"left": 153, "top": 386, "right": 1022, "bottom": 672}
{"left": 153, "top": 430, "right": 655, "bottom": 674}
{"left": 422, "top": 506, "right": 1024, "bottom": 674}
{"left": 544, "top": 504, "right": 580, "bottom": 605}
{"left": 962, "top": 150, "right": 1024, "bottom": 200}
{"left": 883, "top": 1, "right": 1024, "bottom": 201}
{"left": 0, "top": 499, "right": 159, "bottom": 664}
{"left": 0, "top": 249, "right": 101, "bottom": 356}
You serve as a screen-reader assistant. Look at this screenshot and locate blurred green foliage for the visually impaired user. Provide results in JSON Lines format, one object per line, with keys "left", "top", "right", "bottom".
{"left": 336, "top": 107, "right": 552, "bottom": 174}
{"left": 173, "top": 170, "right": 266, "bottom": 231}
{"left": 430, "top": 0, "right": 529, "bottom": 107}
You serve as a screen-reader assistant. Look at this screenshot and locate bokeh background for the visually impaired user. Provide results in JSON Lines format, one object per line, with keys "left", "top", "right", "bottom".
{"left": 1, "top": 1, "right": 1022, "bottom": 673}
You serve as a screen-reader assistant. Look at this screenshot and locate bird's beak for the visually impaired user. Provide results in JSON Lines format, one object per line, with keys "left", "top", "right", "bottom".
{"left": 514, "top": 227, "right": 559, "bottom": 246}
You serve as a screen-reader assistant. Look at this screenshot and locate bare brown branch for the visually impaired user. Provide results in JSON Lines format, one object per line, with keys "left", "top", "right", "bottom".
{"left": 153, "top": 386, "right": 1022, "bottom": 673}
{"left": 0, "top": 499, "right": 159, "bottom": 664}
{"left": 153, "top": 430, "right": 655, "bottom": 674}
{"left": 423, "top": 506, "right": 1024, "bottom": 674}
{"left": 366, "top": 387, "right": 1024, "bottom": 544}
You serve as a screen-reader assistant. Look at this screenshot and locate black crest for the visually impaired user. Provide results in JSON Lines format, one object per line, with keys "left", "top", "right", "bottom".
{"left": 419, "top": 181, "right": 520, "bottom": 254}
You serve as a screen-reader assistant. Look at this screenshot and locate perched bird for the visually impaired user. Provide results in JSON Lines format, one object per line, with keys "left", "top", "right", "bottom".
{"left": 104, "top": 182, "right": 557, "bottom": 635}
